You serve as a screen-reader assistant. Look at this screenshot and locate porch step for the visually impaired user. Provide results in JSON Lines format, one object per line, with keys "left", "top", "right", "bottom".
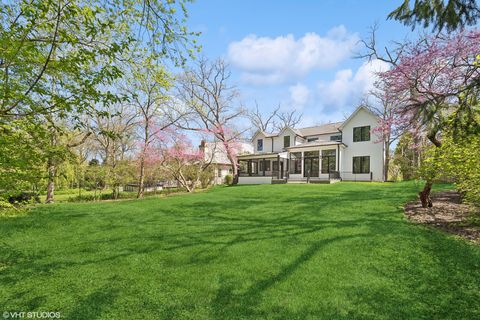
{"left": 286, "top": 180, "right": 308, "bottom": 184}
{"left": 286, "top": 179, "right": 339, "bottom": 184}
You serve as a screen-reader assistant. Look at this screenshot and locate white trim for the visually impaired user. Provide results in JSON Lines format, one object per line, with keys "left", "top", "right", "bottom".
{"left": 339, "top": 106, "right": 378, "bottom": 130}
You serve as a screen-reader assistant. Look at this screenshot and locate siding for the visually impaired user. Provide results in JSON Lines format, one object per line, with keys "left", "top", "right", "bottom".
{"left": 340, "top": 108, "right": 384, "bottom": 181}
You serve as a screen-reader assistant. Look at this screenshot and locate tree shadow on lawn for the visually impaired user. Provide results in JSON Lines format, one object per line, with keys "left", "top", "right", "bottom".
{"left": 1, "top": 183, "right": 479, "bottom": 318}
{"left": 66, "top": 283, "right": 119, "bottom": 320}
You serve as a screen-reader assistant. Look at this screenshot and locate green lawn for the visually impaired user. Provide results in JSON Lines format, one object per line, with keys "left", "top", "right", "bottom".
{"left": 1, "top": 182, "right": 479, "bottom": 319}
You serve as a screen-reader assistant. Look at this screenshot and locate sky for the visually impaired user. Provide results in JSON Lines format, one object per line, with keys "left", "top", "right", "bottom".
{"left": 183, "top": 0, "right": 418, "bottom": 132}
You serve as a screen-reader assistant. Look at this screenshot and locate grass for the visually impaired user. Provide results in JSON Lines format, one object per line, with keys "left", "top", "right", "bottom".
{"left": 41, "top": 188, "right": 183, "bottom": 203}
{"left": 0, "top": 182, "right": 479, "bottom": 319}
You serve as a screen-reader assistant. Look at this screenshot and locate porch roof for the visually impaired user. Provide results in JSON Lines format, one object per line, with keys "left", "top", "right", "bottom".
{"left": 286, "top": 140, "right": 347, "bottom": 150}
{"left": 237, "top": 152, "right": 287, "bottom": 160}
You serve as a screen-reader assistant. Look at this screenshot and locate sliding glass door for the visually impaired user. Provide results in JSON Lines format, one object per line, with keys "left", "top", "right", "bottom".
{"left": 303, "top": 151, "right": 319, "bottom": 177}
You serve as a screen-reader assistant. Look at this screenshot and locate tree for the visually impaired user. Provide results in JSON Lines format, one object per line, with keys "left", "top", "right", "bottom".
{"left": 248, "top": 102, "right": 303, "bottom": 135}
{"left": 0, "top": 0, "right": 198, "bottom": 120}
{"left": 392, "top": 132, "right": 427, "bottom": 180}
{"left": 141, "top": 130, "right": 213, "bottom": 192}
{"left": 0, "top": 0, "right": 199, "bottom": 201}
{"left": 92, "top": 104, "right": 138, "bottom": 199}
{"left": 126, "top": 60, "right": 184, "bottom": 198}
{"left": 273, "top": 109, "right": 303, "bottom": 132}
{"left": 44, "top": 124, "right": 91, "bottom": 203}
{"left": 437, "top": 126, "right": 480, "bottom": 205}
{"left": 388, "top": 0, "right": 480, "bottom": 32}
{"left": 367, "top": 83, "right": 404, "bottom": 181}
{"left": 175, "top": 58, "right": 244, "bottom": 184}
{"left": 248, "top": 102, "right": 279, "bottom": 133}
{"left": 377, "top": 30, "right": 480, "bottom": 207}
{"left": 159, "top": 138, "right": 212, "bottom": 193}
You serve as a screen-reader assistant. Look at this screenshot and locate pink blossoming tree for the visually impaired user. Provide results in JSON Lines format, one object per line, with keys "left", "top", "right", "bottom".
{"left": 377, "top": 29, "right": 480, "bottom": 207}
{"left": 141, "top": 129, "right": 213, "bottom": 192}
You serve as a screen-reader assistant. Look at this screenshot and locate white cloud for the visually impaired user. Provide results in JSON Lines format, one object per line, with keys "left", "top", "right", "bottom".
{"left": 317, "top": 59, "right": 390, "bottom": 111}
{"left": 228, "top": 26, "right": 359, "bottom": 85}
{"left": 289, "top": 83, "right": 310, "bottom": 109}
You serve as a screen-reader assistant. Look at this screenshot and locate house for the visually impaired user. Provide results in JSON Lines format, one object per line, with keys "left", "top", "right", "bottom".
{"left": 201, "top": 140, "right": 254, "bottom": 184}
{"left": 237, "top": 106, "right": 384, "bottom": 184}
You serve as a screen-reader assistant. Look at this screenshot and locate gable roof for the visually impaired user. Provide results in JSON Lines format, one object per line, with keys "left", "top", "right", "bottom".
{"left": 339, "top": 106, "right": 378, "bottom": 129}
{"left": 296, "top": 122, "right": 343, "bottom": 136}
{"left": 251, "top": 122, "right": 343, "bottom": 141}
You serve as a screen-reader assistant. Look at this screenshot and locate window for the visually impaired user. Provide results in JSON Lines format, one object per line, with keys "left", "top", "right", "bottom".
{"left": 217, "top": 168, "right": 222, "bottom": 177}
{"left": 330, "top": 135, "right": 341, "bottom": 141}
{"left": 353, "top": 156, "right": 370, "bottom": 174}
{"left": 303, "top": 151, "right": 319, "bottom": 177}
{"left": 321, "top": 150, "right": 336, "bottom": 173}
{"left": 257, "top": 139, "right": 263, "bottom": 151}
{"left": 259, "top": 160, "right": 270, "bottom": 171}
{"left": 272, "top": 161, "right": 278, "bottom": 172}
{"left": 290, "top": 152, "right": 302, "bottom": 174}
{"left": 239, "top": 161, "right": 248, "bottom": 174}
{"left": 304, "top": 151, "right": 319, "bottom": 158}
{"left": 307, "top": 137, "right": 318, "bottom": 142}
{"left": 353, "top": 126, "right": 370, "bottom": 142}
{"left": 284, "top": 135, "right": 290, "bottom": 148}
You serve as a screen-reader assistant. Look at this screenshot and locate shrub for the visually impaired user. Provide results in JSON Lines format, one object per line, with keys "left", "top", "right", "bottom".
{"left": 7, "top": 192, "right": 40, "bottom": 205}
{"left": 0, "top": 199, "right": 14, "bottom": 209}
{"left": 224, "top": 174, "right": 233, "bottom": 185}
{"left": 199, "top": 167, "right": 214, "bottom": 189}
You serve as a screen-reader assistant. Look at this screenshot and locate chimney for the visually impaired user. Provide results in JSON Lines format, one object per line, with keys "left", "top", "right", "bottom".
{"left": 199, "top": 140, "right": 206, "bottom": 152}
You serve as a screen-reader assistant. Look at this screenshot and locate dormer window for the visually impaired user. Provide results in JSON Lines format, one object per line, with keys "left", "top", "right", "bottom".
{"left": 353, "top": 126, "right": 370, "bottom": 142}
{"left": 257, "top": 139, "right": 263, "bottom": 151}
{"left": 283, "top": 136, "right": 290, "bottom": 148}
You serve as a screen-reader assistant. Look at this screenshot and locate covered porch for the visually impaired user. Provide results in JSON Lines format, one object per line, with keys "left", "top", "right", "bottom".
{"left": 286, "top": 142, "right": 344, "bottom": 181}
{"left": 238, "top": 152, "right": 289, "bottom": 184}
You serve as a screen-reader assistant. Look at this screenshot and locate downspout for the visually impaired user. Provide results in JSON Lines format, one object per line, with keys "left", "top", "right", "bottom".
{"left": 338, "top": 129, "right": 342, "bottom": 180}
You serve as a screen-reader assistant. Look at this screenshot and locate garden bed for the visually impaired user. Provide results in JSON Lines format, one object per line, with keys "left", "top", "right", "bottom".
{"left": 405, "top": 190, "right": 480, "bottom": 244}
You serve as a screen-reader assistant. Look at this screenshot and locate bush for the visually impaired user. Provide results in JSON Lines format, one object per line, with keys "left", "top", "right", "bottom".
{"left": 199, "top": 167, "right": 214, "bottom": 189}
{"left": 224, "top": 174, "right": 233, "bottom": 185}
{"left": 7, "top": 192, "right": 40, "bottom": 205}
{"left": 0, "top": 199, "right": 14, "bottom": 209}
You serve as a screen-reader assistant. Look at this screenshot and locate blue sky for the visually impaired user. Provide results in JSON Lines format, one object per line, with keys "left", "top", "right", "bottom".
{"left": 185, "top": 0, "right": 415, "bottom": 131}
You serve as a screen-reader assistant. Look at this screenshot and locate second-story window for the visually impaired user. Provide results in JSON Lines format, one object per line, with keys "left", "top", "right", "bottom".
{"left": 257, "top": 139, "right": 263, "bottom": 151}
{"left": 284, "top": 136, "right": 290, "bottom": 148}
{"left": 330, "top": 135, "right": 342, "bottom": 141}
{"left": 353, "top": 126, "right": 370, "bottom": 142}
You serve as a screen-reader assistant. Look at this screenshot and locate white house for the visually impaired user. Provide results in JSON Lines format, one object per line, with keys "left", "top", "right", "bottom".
{"left": 201, "top": 140, "right": 254, "bottom": 184}
{"left": 237, "top": 106, "right": 384, "bottom": 184}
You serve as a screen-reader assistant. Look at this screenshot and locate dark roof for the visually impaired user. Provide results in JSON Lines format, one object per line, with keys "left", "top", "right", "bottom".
{"left": 296, "top": 122, "right": 343, "bottom": 136}
{"left": 287, "top": 140, "right": 345, "bottom": 150}
{"left": 256, "top": 122, "right": 343, "bottom": 139}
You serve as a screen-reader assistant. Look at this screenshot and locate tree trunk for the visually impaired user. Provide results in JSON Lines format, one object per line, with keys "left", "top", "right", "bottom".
{"left": 419, "top": 180, "right": 433, "bottom": 208}
{"left": 418, "top": 130, "right": 441, "bottom": 208}
{"left": 46, "top": 159, "right": 56, "bottom": 204}
{"left": 137, "top": 122, "right": 149, "bottom": 198}
{"left": 384, "top": 141, "right": 390, "bottom": 182}
{"left": 137, "top": 156, "right": 145, "bottom": 199}
{"left": 225, "top": 150, "right": 239, "bottom": 185}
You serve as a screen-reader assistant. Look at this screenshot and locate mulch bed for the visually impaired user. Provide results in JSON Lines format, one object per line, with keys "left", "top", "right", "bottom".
{"left": 404, "top": 190, "right": 480, "bottom": 244}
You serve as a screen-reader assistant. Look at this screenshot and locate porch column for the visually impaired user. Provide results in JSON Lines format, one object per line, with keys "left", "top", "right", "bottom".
{"left": 277, "top": 155, "right": 280, "bottom": 179}
{"left": 301, "top": 151, "right": 304, "bottom": 177}
{"left": 262, "top": 158, "right": 266, "bottom": 176}
{"left": 336, "top": 144, "right": 340, "bottom": 172}
{"left": 286, "top": 157, "right": 289, "bottom": 178}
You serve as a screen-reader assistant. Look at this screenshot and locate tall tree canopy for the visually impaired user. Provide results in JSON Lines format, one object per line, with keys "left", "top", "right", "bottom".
{"left": 389, "top": 0, "right": 480, "bottom": 32}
